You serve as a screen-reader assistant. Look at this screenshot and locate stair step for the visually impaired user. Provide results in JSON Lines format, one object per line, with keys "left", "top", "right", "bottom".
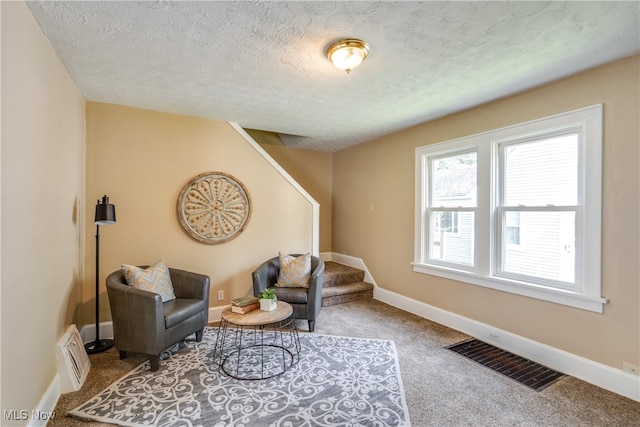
{"left": 322, "top": 282, "right": 374, "bottom": 307}
{"left": 323, "top": 261, "right": 365, "bottom": 287}
{"left": 321, "top": 261, "right": 374, "bottom": 307}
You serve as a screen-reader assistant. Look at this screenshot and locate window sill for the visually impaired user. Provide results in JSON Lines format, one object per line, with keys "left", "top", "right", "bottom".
{"left": 412, "top": 262, "right": 607, "bottom": 313}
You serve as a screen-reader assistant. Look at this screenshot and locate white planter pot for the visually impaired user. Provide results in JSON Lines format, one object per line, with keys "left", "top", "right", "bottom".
{"left": 260, "top": 298, "right": 277, "bottom": 312}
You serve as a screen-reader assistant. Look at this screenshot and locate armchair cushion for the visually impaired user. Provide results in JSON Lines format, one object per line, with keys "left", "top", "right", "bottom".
{"left": 272, "top": 287, "right": 308, "bottom": 304}
{"left": 163, "top": 298, "right": 207, "bottom": 329}
{"left": 122, "top": 258, "right": 176, "bottom": 302}
{"left": 276, "top": 252, "right": 311, "bottom": 288}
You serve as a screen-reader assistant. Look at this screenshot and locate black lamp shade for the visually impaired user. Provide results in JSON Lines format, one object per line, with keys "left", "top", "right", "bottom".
{"left": 95, "top": 195, "right": 116, "bottom": 225}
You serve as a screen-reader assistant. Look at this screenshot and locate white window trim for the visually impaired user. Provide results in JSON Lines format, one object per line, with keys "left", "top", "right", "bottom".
{"left": 414, "top": 104, "right": 607, "bottom": 313}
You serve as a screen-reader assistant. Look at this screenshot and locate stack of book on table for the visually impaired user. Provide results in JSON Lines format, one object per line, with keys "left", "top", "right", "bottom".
{"left": 231, "top": 295, "right": 259, "bottom": 314}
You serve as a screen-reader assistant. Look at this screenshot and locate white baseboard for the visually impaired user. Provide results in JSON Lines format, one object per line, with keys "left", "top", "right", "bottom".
{"left": 77, "top": 259, "right": 639, "bottom": 403}
{"left": 323, "top": 251, "right": 638, "bottom": 401}
{"left": 375, "top": 286, "right": 640, "bottom": 402}
{"left": 79, "top": 307, "right": 229, "bottom": 344}
{"left": 79, "top": 321, "right": 114, "bottom": 343}
{"left": 208, "top": 305, "right": 227, "bottom": 323}
{"left": 26, "top": 375, "right": 59, "bottom": 426}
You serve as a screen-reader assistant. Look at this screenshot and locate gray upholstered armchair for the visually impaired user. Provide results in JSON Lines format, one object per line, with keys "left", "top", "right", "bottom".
{"left": 252, "top": 255, "right": 324, "bottom": 332}
{"left": 106, "top": 267, "right": 210, "bottom": 371}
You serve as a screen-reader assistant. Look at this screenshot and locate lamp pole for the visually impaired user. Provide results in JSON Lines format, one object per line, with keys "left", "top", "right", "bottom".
{"left": 85, "top": 195, "right": 116, "bottom": 354}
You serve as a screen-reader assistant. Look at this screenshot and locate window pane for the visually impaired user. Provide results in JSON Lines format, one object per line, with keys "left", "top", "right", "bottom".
{"left": 432, "top": 152, "right": 477, "bottom": 207}
{"left": 503, "top": 135, "right": 578, "bottom": 206}
{"left": 435, "top": 211, "right": 459, "bottom": 234}
{"left": 506, "top": 226, "right": 520, "bottom": 245}
{"left": 502, "top": 211, "right": 575, "bottom": 283}
{"left": 430, "top": 211, "right": 474, "bottom": 266}
{"left": 505, "top": 211, "right": 520, "bottom": 245}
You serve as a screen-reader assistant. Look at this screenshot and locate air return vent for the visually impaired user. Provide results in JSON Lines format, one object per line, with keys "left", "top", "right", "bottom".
{"left": 56, "top": 325, "right": 91, "bottom": 393}
{"left": 446, "top": 339, "right": 565, "bottom": 391}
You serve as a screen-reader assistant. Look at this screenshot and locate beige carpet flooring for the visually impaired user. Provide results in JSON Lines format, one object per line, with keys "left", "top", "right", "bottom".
{"left": 51, "top": 299, "right": 640, "bottom": 426}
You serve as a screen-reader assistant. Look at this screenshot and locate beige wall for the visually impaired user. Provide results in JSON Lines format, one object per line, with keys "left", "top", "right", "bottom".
{"left": 2, "top": 0, "right": 637, "bottom": 416}
{"left": 332, "top": 56, "right": 640, "bottom": 370}
{"left": 260, "top": 144, "right": 332, "bottom": 252}
{"left": 1, "top": 1, "right": 86, "bottom": 423}
{"left": 84, "top": 103, "right": 315, "bottom": 324}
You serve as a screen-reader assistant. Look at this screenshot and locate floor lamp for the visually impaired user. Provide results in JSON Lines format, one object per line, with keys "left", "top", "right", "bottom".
{"left": 85, "top": 195, "right": 116, "bottom": 354}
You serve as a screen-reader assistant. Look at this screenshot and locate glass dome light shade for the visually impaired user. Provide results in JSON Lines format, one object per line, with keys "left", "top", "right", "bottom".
{"left": 327, "top": 39, "right": 370, "bottom": 73}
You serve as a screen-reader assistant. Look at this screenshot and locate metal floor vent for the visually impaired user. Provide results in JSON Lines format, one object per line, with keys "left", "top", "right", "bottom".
{"left": 56, "top": 325, "right": 91, "bottom": 393}
{"left": 446, "top": 339, "right": 565, "bottom": 391}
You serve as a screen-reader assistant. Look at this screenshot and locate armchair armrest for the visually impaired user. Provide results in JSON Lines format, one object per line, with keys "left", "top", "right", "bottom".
{"left": 252, "top": 258, "right": 279, "bottom": 296}
{"left": 306, "top": 258, "right": 325, "bottom": 314}
{"left": 106, "top": 275, "right": 165, "bottom": 353}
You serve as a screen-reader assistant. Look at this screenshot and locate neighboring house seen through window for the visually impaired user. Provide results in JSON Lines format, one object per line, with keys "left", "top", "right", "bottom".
{"left": 414, "top": 105, "right": 605, "bottom": 312}
{"left": 505, "top": 212, "right": 520, "bottom": 246}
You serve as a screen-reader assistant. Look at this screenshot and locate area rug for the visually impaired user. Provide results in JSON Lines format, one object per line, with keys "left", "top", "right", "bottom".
{"left": 68, "top": 327, "right": 411, "bottom": 426}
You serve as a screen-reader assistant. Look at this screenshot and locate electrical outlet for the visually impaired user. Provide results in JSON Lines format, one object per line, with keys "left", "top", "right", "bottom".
{"left": 217, "top": 290, "right": 224, "bottom": 301}
{"left": 622, "top": 362, "right": 639, "bottom": 375}
{"left": 488, "top": 333, "right": 501, "bottom": 343}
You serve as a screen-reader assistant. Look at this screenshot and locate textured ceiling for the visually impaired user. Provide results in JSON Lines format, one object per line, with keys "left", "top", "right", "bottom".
{"left": 26, "top": 1, "right": 639, "bottom": 152}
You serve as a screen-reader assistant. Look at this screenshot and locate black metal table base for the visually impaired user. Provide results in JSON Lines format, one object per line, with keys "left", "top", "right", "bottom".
{"left": 213, "top": 314, "right": 300, "bottom": 380}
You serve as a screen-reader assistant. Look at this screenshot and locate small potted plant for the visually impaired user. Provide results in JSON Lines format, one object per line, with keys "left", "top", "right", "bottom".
{"left": 259, "top": 288, "right": 277, "bottom": 312}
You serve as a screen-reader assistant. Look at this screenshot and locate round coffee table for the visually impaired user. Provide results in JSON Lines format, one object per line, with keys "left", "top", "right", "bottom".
{"left": 212, "top": 301, "right": 300, "bottom": 380}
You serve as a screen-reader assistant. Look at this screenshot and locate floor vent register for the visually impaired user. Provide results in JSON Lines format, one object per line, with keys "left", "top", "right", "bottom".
{"left": 446, "top": 338, "right": 565, "bottom": 391}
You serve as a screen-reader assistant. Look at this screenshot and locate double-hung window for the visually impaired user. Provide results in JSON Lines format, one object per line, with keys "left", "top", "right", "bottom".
{"left": 414, "top": 105, "right": 606, "bottom": 312}
{"left": 427, "top": 151, "right": 477, "bottom": 267}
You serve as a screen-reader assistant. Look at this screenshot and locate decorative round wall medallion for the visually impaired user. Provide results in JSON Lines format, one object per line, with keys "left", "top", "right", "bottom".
{"left": 177, "top": 172, "right": 251, "bottom": 244}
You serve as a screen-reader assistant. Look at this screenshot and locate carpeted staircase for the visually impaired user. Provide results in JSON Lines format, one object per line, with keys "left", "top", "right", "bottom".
{"left": 321, "top": 261, "right": 374, "bottom": 306}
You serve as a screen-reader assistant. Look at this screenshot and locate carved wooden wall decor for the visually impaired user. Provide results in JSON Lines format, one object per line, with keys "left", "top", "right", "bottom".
{"left": 177, "top": 172, "right": 251, "bottom": 244}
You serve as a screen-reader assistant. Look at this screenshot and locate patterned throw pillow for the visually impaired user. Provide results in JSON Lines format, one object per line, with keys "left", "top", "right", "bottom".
{"left": 122, "top": 258, "right": 176, "bottom": 302}
{"left": 276, "top": 252, "right": 311, "bottom": 288}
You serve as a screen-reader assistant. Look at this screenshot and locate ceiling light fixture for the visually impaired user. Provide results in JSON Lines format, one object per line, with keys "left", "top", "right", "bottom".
{"left": 327, "top": 39, "right": 370, "bottom": 74}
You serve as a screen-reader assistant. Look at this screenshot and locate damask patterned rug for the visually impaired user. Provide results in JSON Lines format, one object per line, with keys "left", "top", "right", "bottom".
{"left": 68, "top": 328, "right": 410, "bottom": 426}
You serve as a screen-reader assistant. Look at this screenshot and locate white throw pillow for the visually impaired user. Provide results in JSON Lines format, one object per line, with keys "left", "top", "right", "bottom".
{"left": 276, "top": 252, "right": 311, "bottom": 288}
{"left": 122, "top": 258, "right": 176, "bottom": 302}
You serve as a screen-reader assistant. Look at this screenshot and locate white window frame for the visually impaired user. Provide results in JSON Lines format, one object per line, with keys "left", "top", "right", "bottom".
{"left": 414, "top": 104, "right": 606, "bottom": 313}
